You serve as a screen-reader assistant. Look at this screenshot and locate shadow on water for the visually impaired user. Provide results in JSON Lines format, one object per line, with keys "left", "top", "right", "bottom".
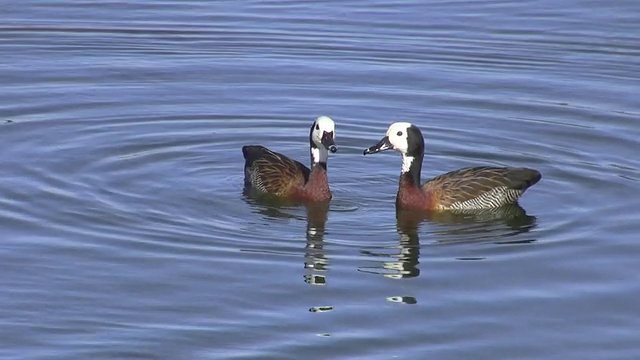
{"left": 359, "top": 204, "right": 538, "bottom": 283}
{"left": 242, "top": 188, "right": 330, "bottom": 287}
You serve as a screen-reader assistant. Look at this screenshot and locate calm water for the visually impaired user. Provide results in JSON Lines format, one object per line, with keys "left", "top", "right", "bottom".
{"left": 2, "top": 1, "right": 640, "bottom": 359}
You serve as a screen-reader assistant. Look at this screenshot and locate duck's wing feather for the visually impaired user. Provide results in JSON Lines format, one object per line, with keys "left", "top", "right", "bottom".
{"left": 422, "top": 166, "right": 541, "bottom": 209}
{"left": 242, "top": 145, "right": 310, "bottom": 196}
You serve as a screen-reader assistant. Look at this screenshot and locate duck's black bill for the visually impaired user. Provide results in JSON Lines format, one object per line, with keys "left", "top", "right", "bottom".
{"left": 363, "top": 136, "right": 392, "bottom": 155}
{"left": 321, "top": 131, "right": 338, "bottom": 153}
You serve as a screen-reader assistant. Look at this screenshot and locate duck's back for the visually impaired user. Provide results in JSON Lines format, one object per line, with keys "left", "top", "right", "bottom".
{"left": 242, "top": 145, "right": 310, "bottom": 196}
{"left": 423, "top": 166, "right": 541, "bottom": 210}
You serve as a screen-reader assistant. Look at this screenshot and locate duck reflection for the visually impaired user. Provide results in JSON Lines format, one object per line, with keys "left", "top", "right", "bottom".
{"left": 302, "top": 202, "right": 330, "bottom": 286}
{"left": 359, "top": 211, "right": 422, "bottom": 280}
{"left": 242, "top": 191, "right": 331, "bottom": 286}
{"left": 360, "top": 203, "right": 538, "bottom": 280}
{"left": 416, "top": 203, "right": 538, "bottom": 244}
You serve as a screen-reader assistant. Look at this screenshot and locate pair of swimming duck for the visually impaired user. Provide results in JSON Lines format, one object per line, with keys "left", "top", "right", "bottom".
{"left": 243, "top": 116, "right": 541, "bottom": 211}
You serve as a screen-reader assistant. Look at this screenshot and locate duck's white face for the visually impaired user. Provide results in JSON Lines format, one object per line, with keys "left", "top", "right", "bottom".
{"left": 310, "top": 116, "right": 337, "bottom": 164}
{"left": 363, "top": 121, "right": 422, "bottom": 174}
{"left": 384, "top": 122, "right": 412, "bottom": 154}
{"left": 311, "top": 116, "right": 336, "bottom": 151}
{"left": 363, "top": 122, "right": 412, "bottom": 155}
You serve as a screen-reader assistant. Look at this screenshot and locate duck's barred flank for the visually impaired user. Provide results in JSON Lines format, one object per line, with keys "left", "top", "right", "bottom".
{"left": 448, "top": 187, "right": 523, "bottom": 210}
{"left": 424, "top": 166, "right": 541, "bottom": 210}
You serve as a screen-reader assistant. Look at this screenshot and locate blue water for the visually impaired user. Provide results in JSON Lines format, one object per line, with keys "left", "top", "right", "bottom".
{"left": 1, "top": 1, "right": 640, "bottom": 359}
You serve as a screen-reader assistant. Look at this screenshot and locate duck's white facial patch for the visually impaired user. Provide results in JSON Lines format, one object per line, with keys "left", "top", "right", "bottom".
{"left": 401, "top": 154, "right": 414, "bottom": 173}
{"left": 310, "top": 116, "right": 335, "bottom": 164}
{"left": 311, "top": 116, "right": 336, "bottom": 149}
{"left": 310, "top": 147, "right": 327, "bottom": 164}
{"left": 385, "top": 122, "right": 411, "bottom": 154}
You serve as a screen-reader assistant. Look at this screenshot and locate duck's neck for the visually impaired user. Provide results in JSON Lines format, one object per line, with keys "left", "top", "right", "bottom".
{"left": 310, "top": 146, "right": 329, "bottom": 167}
{"left": 309, "top": 157, "right": 328, "bottom": 185}
{"left": 396, "top": 152, "right": 429, "bottom": 210}
{"left": 307, "top": 146, "right": 329, "bottom": 184}
{"left": 305, "top": 161, "right": 331, "bottom": 200}
{"left": 305, "top": 145, "right": 330, "bottom": 198}
{"left": 399, "top": 153, "right": 422, "bottom": 188}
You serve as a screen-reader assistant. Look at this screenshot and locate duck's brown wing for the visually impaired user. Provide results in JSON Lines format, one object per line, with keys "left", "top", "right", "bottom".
{"left": 242, "top": 145, "right": 310, "bottom": 196}
{"left": 422, "top": 166, "right": 541, "bottom": 210}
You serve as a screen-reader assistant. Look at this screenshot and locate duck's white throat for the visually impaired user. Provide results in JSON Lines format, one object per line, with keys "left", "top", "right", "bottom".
{"left": 311, "top": 146, "right": 329, "bottom": 164}
{"left": 401, "top": 154, "right": 414, "bottom": 173}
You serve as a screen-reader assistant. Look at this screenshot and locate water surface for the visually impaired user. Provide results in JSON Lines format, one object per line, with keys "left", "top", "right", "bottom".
{"left": 1, "top": 1, "right": 640, "bottom": 359}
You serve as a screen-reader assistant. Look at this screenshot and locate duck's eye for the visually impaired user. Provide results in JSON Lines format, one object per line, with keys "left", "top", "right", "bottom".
{"left": 316, "top": 124, "right": 320, "bottom": 130}
{"left": 397, "top": 131, "right": 403, "bottom": 136}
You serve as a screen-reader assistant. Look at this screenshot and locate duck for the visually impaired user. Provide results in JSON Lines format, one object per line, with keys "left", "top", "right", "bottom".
{"left": 363, "top": 122, "right": 541, "bottom": 211}
{"left": 242, "top": 116, "right": 338, "bottom": 202}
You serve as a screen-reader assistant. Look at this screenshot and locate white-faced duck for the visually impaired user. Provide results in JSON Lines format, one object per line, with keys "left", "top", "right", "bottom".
{"left": 363, "top": 122, "right": 541, "bottom": 211}
{"left": 243, "top": 116, "right": 338, "bottom": 202}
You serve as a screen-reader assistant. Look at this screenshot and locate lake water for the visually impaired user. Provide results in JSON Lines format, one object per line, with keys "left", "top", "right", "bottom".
{"left": 1, "top": 1, "right": 639, "bottom": 359}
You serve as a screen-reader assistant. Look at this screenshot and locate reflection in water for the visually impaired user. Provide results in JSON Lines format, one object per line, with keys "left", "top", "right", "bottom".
{"left": 387, "top": 296, "right": 418, "bottom": 305}
{"left": 309, "top": 305, "right": 334, "bottom": 313}
{"left": 359, "top": 204, "right": 538, "bottom": 281}
{"left": 242, "top": 190, "right": 330, "bottom": 286}
{"left": 243, "top": 193, "right": 335, "bottom": 314}
{"left": 242, "top": 187, "right": 303, "bottom": 220}
{"left": 416, "top": 203, "right": 539, "bottom": 244}
{"left": 359, "top": 213, "right": 421, "bottom": 280}
{"left": 302, "top": 202, "right": 330, "bottom": 286}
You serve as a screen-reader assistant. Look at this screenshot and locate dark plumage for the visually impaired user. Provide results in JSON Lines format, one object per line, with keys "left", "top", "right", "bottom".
{"left": 422, "top": 166, "right": 541, "bottom": 210}
{"left": 242, "top": 116, "right": 337, "bottom": 202}
{"left": 364, "top": 122, "right": 541, "bottom": 211}
{"left": 242, "top": 145, "right": 309, "bottom": 194}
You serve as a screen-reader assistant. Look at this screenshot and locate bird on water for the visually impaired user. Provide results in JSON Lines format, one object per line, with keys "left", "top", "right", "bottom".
{"left": 243, "top": 116, "right": 338, "bottom": 202}
{"left": 363, "top": 122, "right": 541, "bottom": 211}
